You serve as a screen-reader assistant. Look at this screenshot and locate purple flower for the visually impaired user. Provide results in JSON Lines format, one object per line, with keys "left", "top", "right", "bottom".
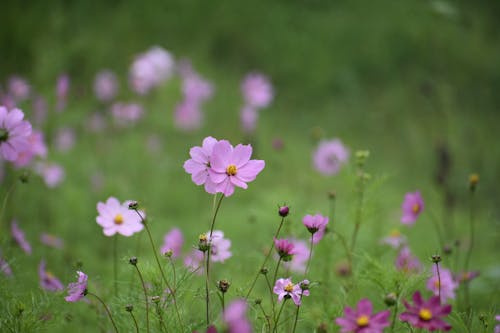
{"left": 34, "top": 162, "right": 65, "bottom": 188}
{"left": 273, "top": 277, "right": 303, "bottom": 306}
{"left": 274, "top": 238, "right": 295, "bottom": 262}
{"left": 40, "top": 233, "right": 64, "bottom": 249}
{"left": 302, "top": 214, "right": 329, "bottom": 243}
{"left": 495, "top": 315, "right": 500, "bottom": 333}
{"left": 183, "top": 136, "right": 219, "bottom": 193}
{"left": 11, "top": 220, "right": 31, "bottom": 254}
{"left": 223, "top": 299, "right": 252, "bottom": 333}
{"left": 335, "top": 299, "right": 390, "bottom": 333}
{"left": 129, "top": 46, "right": 174, "bottom": 95}
{"left": 241, "top": 72, "right": 273, "bottom": 109}
{"left": 206, "top": 230, "right": 232, "bottom": 263}
{"left": 208, "top": 140, "right": 265, "bottom": 196}
{"left": 8, "top": 76, "right": 30, "bottom": 102}
{"left": 395, "top": 246, "right": 421, "bottom": 273}
{"left": 160, "top": 228, "right": 184, "bottom": 258}
{"left": 180, "top": 63, "right": 214, "bottom": 103}
{"left": 380, "top": 229, "right": 406, "bottom": 249}
{"left": 426, "top": 266, "right": 458, "bottom": 303}
{"left": 282, "top": 239, "right": 310, "bottom": 273}
{"left": 111, "top": 102, "right": 144, "bottom": 126}
{"left": 456, "top": 271, "right": 480, "bottom": 284}
{"left": 65, "top": 271, "right": 88, "bottom": 302}
{"left": 96, "top": 197, "right": 144, "bottom": 237}
{"left": 56, "top": 74, "right": 70, "bottom": 111}
{"left": 401, "top": 191, "right": 424, "bottom": 225}
{"left": 39, "top": 260, "right": 64, "bottom": 291}
{"left": 94, "top": 70, "right": 118, "bottom": 102}
{"left": 313, "top": 139, "right": 350, "bottom": 176}
{"left": 0, "top": 106, "right": 32, "bottom": 161}
{"left": 399, "top": 291, "right": 452, "bottom": 331}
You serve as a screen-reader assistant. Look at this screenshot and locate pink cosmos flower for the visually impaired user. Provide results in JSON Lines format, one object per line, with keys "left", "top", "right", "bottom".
{"left": 39, "top": 260, "right": 64, "bottom": 291}
{"left": 206, "top": 230, "right": 232, "bottom": 263}
{"left": 13, "top": 130, "right": 47, "bottom": 168}
{"left": 208, "top": 140, "right": 265, "bottom": 196}
{"left": 335, "top": 298, "right": 390, "bottom": 333}
{"left": 183, "top": 136, "right": 219, "bottom": 193}
{"left": 8, "top": 76, "right": 30, "bottom": 102}
{"left": 399, "top": 291, "right": 452, "bottom": 331}
{"left": 380, "top": 229, "right": 406, "bottom": 249}
{"left": 395, "top": 246, "right": 422, "bottom": 273}
{"left": 240, "top": 105, "right": 258, "bottom": 134}
{"left": 56, "top": 74, "right": 70, "bottom": 112}
{"left": 426, "top": 266, "right": 458, "bottom": 303}
{"left": 65, "top": 271, "right": 88, "bottom": 302}
{"left": 11, "top": 220, "right": 31, "bottom": 254}
{"left": 34, "top": 162, "right": 65, "bottom": 188}
{"left": 313, "top": 139, "right": 350, "bottom": 176}
{"left": 273, "top": 277, "right": 303, "bottom": 306}
{"left": 54, "top": 127, "right": 76, "bottom": 152}
{"left": 495, "top": 315, "right": 500, "bottom": 333}
{"left": 401, "top": 191, "right": 424, "bottom": 225}
{"left": 160, "top": 228, "right": 184, "bottom": 258}
{"left": 0, "top": 106, "right": 32, "bottom": 161}
{"left": 241, "top": 72, "right": 274, "bottom": 109}
{"left": 223, "top": 299, "right": 252, "bottom": 333}
{"left": 32, "top": 96, "right": 48, "bottom": 126}
{"left": 0, "top": 250, "right": 13, "bottom": 277}
{"left": 282, "top": 239, "right": 310, "bottom": 273}
{"left": 96, "top": 197, "right": 144, "bottom": 237}
{"left": 302, "top": 214, "right": 329, "bottom": 243}
{"left": 183, "top": 249, "right": 204, "bottom": 275}
{"left": 181, "top": 66, "right": 214, "bottom": 103}
{"left": 456, "top": 271, "right": 480, "bottom": 284}
{"left": 111, "top": 102, "right": 144, "bottom": 126}
{"left": 94, "top": 70, "right": 118, "bottom": 102}
{"left": 86, "top": 112, "right": 107, "bottom": 132}
{"left": 274, "top": 238, "right": 295, "bottom": 261}
{"left": 129, "top": 46, "right": 174, "bottom": 95}
{"left": 174, "top": 99, "right": 203, "bottom": 131}
{"left": 40, "top": 233, "right": 64, "bottom": 249}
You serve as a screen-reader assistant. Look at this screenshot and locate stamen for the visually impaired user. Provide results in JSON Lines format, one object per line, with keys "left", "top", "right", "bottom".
{"left": 226, "top": 164, "right": 237, "bottom": 176}
{"left": 356, "top": 315, "right": 370, "bottom": 327}
{"left": 114, "top": 214, "right": 124, "bottom": 225}
{"left": 419, "top": 308, "right": 432, "bottom": 321}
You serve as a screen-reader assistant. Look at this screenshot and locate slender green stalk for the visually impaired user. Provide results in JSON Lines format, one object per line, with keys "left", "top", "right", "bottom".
{"left": 129, "top": 310, "right": 139, "bottom": 333}
{"left": 264, "top": 273, "right": 277, "bottom": 321}
{"left": 87, "top": 292, "right": 120, "bottom": 333}
{"left": 272, "top": 257, "right": 282, "bottom": 292}
{"left": 221, "top": 292, "right": 225, "bottom": 312}
{"left": 257, "top": 301, "right": 271, "bottom": 332}
{"left": 0, "top": 181, "right": 16, "bottom": 232}
{"left": 305, "top": 234, "right": 314, "bottom": 276}
{"left": 273, "top": 299, "right": 287, "bottom": 333}
{"left": 427, "top": 210, "right": 445, "bottom": 251}
{"left": 133, "top": 264, "right": 150, "bottom": 333}
{"left": 291, "top": 295, "right": 303, "bottom": 333}
{"left": 113, "top": 235, "right": 118, "bottom": 297}
{"left": 463, "top": 190, "right": 475, "bottom": 303}
{"left": 155, "top": 302, "right": 168, "bottom": 333}
{"left": 435, "top": 262, "right": 442, "bottom": 304}
{"left": 246, "top": 215, "right": 286, "bottom": 299}
{"left": 390, "top": 300, "right": 399, "bottom": 333}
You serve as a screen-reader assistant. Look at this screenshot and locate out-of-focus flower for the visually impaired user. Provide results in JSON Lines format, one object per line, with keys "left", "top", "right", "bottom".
{"left": 0, "top": 250, "right": 13, "bottom": 277}
{"left": 181, "top": 67, "right": 214, "bottom": 103}
{"left": 335, "top": 298, "right": 390, "bottom": 333}
{"left": 54, "top": 127, "right": 76, "bottom": 152}
{"left": 65, "top": 271, "right": 88, "bottom": 302}
{"left": 302, "top": 214, "right": 329, "bottom": 243}
{"left": 426, "top": 266, "right": 459, "bottom": 303}
{"left": 241, "top": 72, "right": 273, "bottom": 109}
{"left": 495, "top": 315, "right": 500, "bottom": 333}
{"left": 401, "top": 191, "right": 424, "bottom": 225}
{"left": 86, "top": 112, "right": 107, "bottom": 132}
{"left": 223, "top": 299, "right": 252, "bottom": 333}
{"left": 39, "top": 260, "right": 64, "bottom": 291}
{"left": 34, "top": 162, "right": 65, "bottom": 188}
{"left": 399, "top": 291, "right": 452, "bottom": 331}
{"left": 13, "top": 130, "right": 47, "bottom": 168}
{"left": 313, "top": 139, "right": 350, "bottom": 176}
{"left": 381, "top": 229, "right": 406, "bottom": 249}
{"left": 96, "top": 197, "right": 144, "bottom": 237}
{"left": 40, "top": 233, "right": 64, "bottom": 249}
{"left": 206, "top": 230, "right": 231, "bottom": 263}
{"left": 8, "top": 76, "right": 30, "bottom": 102}
{"left": 456, "top": 270, "right": 479, "bottom": 284}
{"left": 395, "top": 246, "right": 421, "bottom": 273}
{"left": 274, "top": 238, "right": 295, "bottom": 262}
{"left": 32, "top": 96, "right": 48, "bottom": 126}
{"left": 130, "top": 46, "right": 174, "bottom": 95}
{"left": 94, "top": 70, "right": 118, "bottom": 102}
{"left": 240, "top": 105, "right": 258, "bottom": 134}
{"left": 0, "top": 106, "right": 32, "bottom": 161}
{"left": 183, "top": 136, "right": 219, "bottom": 193}
{"left": 273, "top": 277, "right": 303, "bottom": 306}
{"left": 56, "top": 74, "right": 70, "bottom": 111}
{"left": 183, "top": 249, "right": 204, "bottom": 275}
{"left": 174, "top": 99, "right": 203, "bottom": 131}
{"left": 11, "top": 220, "right": 32, "bottom": 255}
{"left": 111, "top": 102, "right": 144, "bottom": 126}
{"left": 282, "top": 239, "right": 310, "bottom": 273}
{"left": 160, "top": 228, "right": 184, "bottom": 258}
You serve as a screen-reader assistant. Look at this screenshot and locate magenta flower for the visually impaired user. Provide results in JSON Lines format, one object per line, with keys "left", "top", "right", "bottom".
{"left": 160, "top": 228, "right": 184, "bottom": 258}
{"left": 183, "top": 136, "right": 219, "bottom": 193}
{"left": 401, "top": 191, "right": 424, "bottom": 225}
{"left": 380, "top": 229, "right": 406, "bottom": 249}
{"left": 39, "top": 260, "right": 64, "bottom": 291}
{"left": 206, "top": 230, "right": 232, "bottom": 263}
{"left": 303, "top": 214, "right": 329, "bottom": 243}
{"left": 223, "top": 299, "right": 252, "bottom": 333}
{"left": 274, "top": 238, "right": 295, "bottom": 262}
{"left": 399, "top": 291, "right": 452, "bottom": 331}
{"left": 11, "top": 220, "right": 31, "bottom": 255}
{"left": 426, "top": 266, "right": 458, "bottom": 303}
{"left": 282, "top": 239, "right": 310, "bottom": 273}
{"left": 335, "top": 298, "right": 390, "bottom": 333}
{"left": 13, "top": 130, "right": 47, "bottom": 168}
{"left": 183, "top": 249, "right": 204, "bottom": 275}
{"left": 94, "top": 70, "right": 118, "bottom": 102}
{"left": 273, "top": 277, "right": 303, "bottom": 306}
{"left": 65, "top": 271, "right": 88, "bottom": 302}
{"left": 395, "top": 246, "right": 421, "bottom": 273}
{"left": 40, "top": 233, "right": 64, "bottom": 249}
{"left": 208, "top": 140, "right": 265, "bottom": 196}
{"left": 96, "top": 197, "right": 144, "bottom": 237}
{"left": 313, "top": 139, "right": 350, "bottom": 176}
{"left": 0, "top": 106, "right": 32, "bottom": 161}
{"left": 241, "top": 72, "right": 274, "bottom": 109}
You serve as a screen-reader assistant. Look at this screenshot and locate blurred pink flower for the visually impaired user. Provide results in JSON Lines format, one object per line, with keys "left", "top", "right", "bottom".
{"left": 0, "top": 250, "right": 13, "bottom": 277}
{"left": 0, "top": 106, "right": 32, "bottom": 161}
{"left": 380, "top": 229, "right": 406, "bottom": 249}
{"left": 456, "top": 270, "right": 479, "bottom": 284}
{"left": 335, "top": 298, "right": 390, "bottom": 333}
{"left": 56, "top": 74, "right": 70, "bottom": 111}
{"left": 39, "top": 260, "right": 64, "bottom": 291}
{"left": 160, "top": 228, "right": 184, "bottom": 258}
{"left": 130, "top": 46, "right": 174, "bottom": 95}
{"left": 86, "top": 112, "right": 107, "bottom": 132}
{"left": 32, "top": 96, "right": 48, "bottom": 126}
{"left": 495, "top": 315, "right": 500, "bottom": 333}
{"left": 8, "top": 76, "right": 30, "bottom": 102}
{"left": 55, "top": 127, "right": 76, "bottom": 152}
{"left": 96, "top": 197, "right": 144, "bottom": 237}
{"left": 401, "top": 191, "right": 424, "bottom": 225}
{"left": 223, "top": 299, "right": 252, "bottom": 333}
{"left": 174, "top": 99, "right": 202, "bottom": 131}
{"left": 11, "top": 220, "right": 32, "bottom": 254}
{"left": 206, "top": 230, "right": 231, "bottom": 263}
{"left": 426, "top": 266, "right": 459, "bottom": 303}
{"left": 274, "top": 238, "right": 295, "bottom": 262}
{"left": 13, "top": 130, "right": 47, "bottom": 168}
{"left": 40, "top": 233, "right": 64, "bottom": 249}
{"left": 241, "top": 72, "right": 273, "bottom": 109}
{"left": 94, "top": 70, "right": 118, "bottom": 102}
{"left": 395, "top": 246, "right": 421, "bottom": 273}
{"left": 282, "top": 239, "right": 310, "bottom": 273}
{"left": 35, "top": 162, "right": 65, "bottom": 188}
{"left": 240, "top": 105, "right": 258, "bottom": 134}
{"left": 273, "top": 277, "right": 303, "bottom": 306}
{"left": 181, "top": 68, "right": 214, "bottom": 103}
{"left": 399, "top": 291, "right": 452, "bottom": 331}
{"left": 65, "top": 271, "right": 88, "bottom": 302}
{"left": 313, "top": 139, "right": 350, "bottom": 176}
{"left": 111, "top": 102, "right": 144, "bottom": 126}
{"left": 183, "top": 249, "right": 204, "bottom": 275}
{"left": 183, "top": 136, "right": 219, "bottom": 193}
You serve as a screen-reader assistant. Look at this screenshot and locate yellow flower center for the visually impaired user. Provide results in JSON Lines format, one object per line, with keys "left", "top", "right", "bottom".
{"left": 412, "top": 203, "right": 420, "bottom": 214}
{"left": 356, "top": 315, "right": 370, "bottom": 327}
{"left": 199, "top": 234, "right": 208, "bottom": 242}
{"left": 46, "top": 271, "right": 54, "bottom": 279}
{"left": 419, "top": 308, "right": 433, "bottom": 321}
{"left": 284, "top": 282, "right": 294, "bottom": 293}
{"left": 390, "top": 229, "right": 400, "bottom": 237}
{"left": 434, "top": 280, "right": 440, "bottom": 288}
{"left": 226, "top": 164, "right": 237, "bottom": 176}
{"left": 114, "top": 214, "right": 124, "bottom": 225}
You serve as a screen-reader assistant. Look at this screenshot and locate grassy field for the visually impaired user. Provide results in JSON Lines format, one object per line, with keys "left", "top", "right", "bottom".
{"left": 1, "top": 1, "right": 499, "bottom": 332}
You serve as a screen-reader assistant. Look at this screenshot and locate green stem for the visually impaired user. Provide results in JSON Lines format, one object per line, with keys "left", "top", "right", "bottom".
{"left": 273, "top": 299, "right": 287, "bottom": 333}
{"left": 129, "top": 311, "right": 139, "bottom": 333}
{"left": 87, "top": 292, "right": 120, "bottom": 333}
{"left": 305, "top": 233, "right": 314, "bottom": 276}
{"left": 134, "top": 264, "right": 150, "bottom": 333}
{"left": 113, "top": 235, "right": 118, "bottom": 297}
{"left": 291, "top": 295, "right": 303, "bottom": 333}
{"left": 155, "top": 302, "right": 168, "bottom": 333}
{"left": 435, "top": 262, "right": 441, "bottom": 304}
{"left": 390, "top": 300, "right": 399, "bottom": 333}
{"left": 272, "top": 257, "right": 282, "bottom": 292}
{"left": 264, "top": 273, "right": 277, "bottom": 322}
{"left": 464, "top": 189, "right": 475, "bottom": 309}
{"left": 349, "top": 170, "right": 366, "bottom": 266}
{"left": 257, "top": 302, "right": 271, "bottom": 332}
{"left": 0, "top": 181, "right": 16, "bottom": 232}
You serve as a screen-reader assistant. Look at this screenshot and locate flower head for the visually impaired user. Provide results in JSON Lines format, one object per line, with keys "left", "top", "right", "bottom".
{"left": 34, "top": 162, "right": 65, "bottom": 188}
{"left": 495, "top": 315, "right": 500, "bottom": 333}
{"left": 395, "top": 246, "right": 422, "bottom": 273}
{"left": 241, "top": 72, "right": 274, "bottom": 109}
{"left": 456, "top": 270, "right": 479, "bottom": 284}
{"left": 0, "top": 106, "right": 32, "bottom": 161}
{"left": 96, "top": 197, "right": 144, "bottom": 236}
{"left": 223, "top": 299, "right": 252, "bottom": 333}
{"left": 381, "top": 229, "right": 406, "bottom": 249}
{"left": 273, "top": 277, "right": 304, "bottom": 306}
{"left": 129, "top": 46, "right": 174, "bottom": 95}
{"left": 313, "top": 139, "right": 350, "bottom": 176}
{"left": 94, "top": 70, "right": 118, "bottom": 102}
{"left": 39, "top": 260, "right": 64, "bottom": 291}
{"left": 13, "top": 130, "right": 47, "bottom": 168}
{"left": 65, "top": 271, "right": 88, "bottom": 302}
{"left": 401, "top": 191, "right": 424, "bottom": 225}
{"left": 282, "top": 239, "right": 310, "bottom": 273}
{"left": 335, "top": 298, "right": 390, "bottom": 333}
{"left": 426, "top": 266, "right": 458, "bottom": 303}
{"left": 0, "top": 250, "right": 12, "bottom": 277}
{"left": 160, "top": 228, "right": 184, "bottom": 258}
{"left": 399, "top": 291, "right": 452, "bottom": 331}
{"left": 206, "top": 230, "right": 232, "bottom": 263}
{"left": 302, "top": 214, "right": 329, "bottom": 243}
{"left": 111, "top": 102, "right": 144, "bottom": 126}
{"left": 40, "top": 233, "right": 64, "bottom": 249}
{"left": 174, "top": 99, "right": 203, "bottom": 131}
{"left": 11, "top": 220, "right": 31, "bottom": 255}
{"left": 274, "top": 238, "right": 295, "bottom": 262}
{"left": 183, "top": 136, "right": 219, "bottom": 193}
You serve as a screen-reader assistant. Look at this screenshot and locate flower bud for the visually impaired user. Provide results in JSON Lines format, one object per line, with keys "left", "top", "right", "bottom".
{"left": 384, "top": 292, "right": 397, "bottom": 307}
{"left": 198, "top": 234, "right": 210, "bottom": 252}
{"left": 260, "top": 267, "right": 268, "bottom": 275}
{"left": 19, "top": 171, "right": 30, "bottom": 183}
{"left": 254, "top": 298, "right": 262, "bottom": 305}
{"left": 300, "top": 280, "right": 310, "bottom": 291}
{"left": 469, "top": 173, "right": 479, "bottom": 191}
{"left": 151, "top": 296, "right": 160, "bottom": 304}
{"left": 431, "top": 254, "right": 441, "bottom": 263}
{"left": 125, "top": 304, "right": 134, "bottom": 312}
{"left": 129, "top": 257, "right": 138, "bottom": 265}
{"left": 278, "top": 205, "right": 289, "bottom": 217}
{"left": 217, "top": 279, "right": 231, "bottom": 293}
{"left": 164, "top": 249, "right": 173, "bottom": 258}
{"left": 128, "top": 201, "right": 139, "bottom": 210}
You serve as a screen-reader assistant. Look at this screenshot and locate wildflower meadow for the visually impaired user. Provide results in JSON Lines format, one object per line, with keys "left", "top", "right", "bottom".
{"left": 1, "top": 1, "right": 499, "bottom": 332}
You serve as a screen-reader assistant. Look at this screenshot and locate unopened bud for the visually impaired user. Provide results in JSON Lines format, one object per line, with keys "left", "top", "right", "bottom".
{"left": 217, "top": 279, "right": 231, "bottom": 293}
{"left": 129, "top": 257, "right": 138, "bottom": 265}
{"left": 254, "top": 298, "right": 262, "bottom": 305}
{"left": 164, "top": 249, "right": 173, "bottom": 258}
{"left": 260, "top": 267, "right": 268, "bottom": 275}
{"left": 19, "top": 171, "right": 30, "bottom": 183}
{"left": 151, "top": 296, "right": 160, "bottom": 304}
{"left": 198, "top": 234, "right": 209, "bottom": 252}
{"left": 384, "top": 292, "right": 397, "bottom": 307}
{"left": 278, "top": 205, "right": 289, "bottom": 217}
{"left": 469, "top": 174, "right": 479, "bottom": 191}
{"left": 128, "top": 201, "right": 139, "bottom": 210}
{"left": 431, "top": 254, "right": 441, "bottom": 263}
{"left": 125, "top": 304, "right": 134, "bottom": 312}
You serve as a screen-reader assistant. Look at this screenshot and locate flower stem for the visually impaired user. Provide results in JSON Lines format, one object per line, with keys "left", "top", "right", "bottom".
{"left": 272, "top": 257, "right": 283, "bottom": 293}
{"left": 390, "top": 299, "right": 399, "bottom": 333}
{"left": 129, "top": 310, "right": 139, "bottom": 333}
{"left": 87, "top": 292, "right": 120, "bottom": 333}
{"left": 349, "top": 169, "right": 367, "bottom": 267}
{"left": 134, "top": 263, "right": 150, "bottom": 333}
{"left": 305, "top": 233, "right": 314, "bottom": 276}
{"left": 435, "top": 261, "right": 442, "bottom": 304}
{"left": 257, "top": 302, "right": 271, "bottom": 332}
{"left": 291, "top": 295, "right": 303, "bottom": 333}
{"left": 246, "top": 215, "right": 286, "bottom": 299}
{"left": 155, "top": 302, "right": 168, "bottom": 333}
{"left": 113, "top": 235, "right": 118, "bottom": 297}
{"left": 0, "top": 181, "right": 16, "bottom": 233}
{"left": 264, "top": 273, "right": 277, "bottom": 321}
{"left": 273, "top": 299, "right": 287, "bottom": 333}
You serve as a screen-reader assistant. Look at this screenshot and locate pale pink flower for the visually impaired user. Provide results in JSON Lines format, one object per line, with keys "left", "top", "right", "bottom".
{"left": 399, "top": 291, "right": 452, "bottom": 331}
{"left": 54, "top": 127, "right": 76, "bottom": 152}
{"left": 313, "top": 139, "right": 350, "bottom": 176}
{"left": 303, "top": 214, "right": 329, "bottom": 244}
{"left": 94, "top": 70, "right": 118, "bottom": 102}
{"left": 174, "top": 99, "right": 203, "bottom": 131}
{"left": 39, "top": 260, "right": 64, "bottom": 291}
{"left": 183, "top": 249, "right": 204, "bottom": 275}
{"left": 206, "top": 230, "right": 231, "bottom": 263}
{"left": 40, "top": 233, "right": 64, "bottom": 249}
{"left": 96, "top": 197, "right": 144, "bottom": 237}
{"left": 181, "top": 66, "right": 214, "bottom": 103}
{"left": 240, "top": 105, "right": 258, "bottom": 134}
{"left": 111, "top": 102, "right": 144, "bottom": 126}
{"left": 282, "top": 239, "right": 310, "bottom": 273}
{"left": 13, "top": 130, "right": 47, "bottom": 168}
{"left": 183, "top": 136, "right": 219, "bottom": 193}
{"left": 401, "top": 191, "right": 424, "bottom": 225}
{"left": 11, "top": 220, "right": 31, "bottom": 254}
{"left": 273, "top": 277, "right": 303, "bottom": 306}
{"left": 274, "top": 238, "right": 295, "bottom": 261}
{"left": 395, "top": 246, "right": 421, "bottom": 273}
{"left": 241, "top": 72, "right": 273, "bottom": 108}
{"left": 223, "top": 299, "right": 252, "bottom": 333}
{"left": 426, "top": 266, "right": 459, "bottom": 303}
{"left": 380, "top": 229, "right": 406, "bottom": 249}
{"left": 160, "top": 228, "right": 184, "bottom": 258}
{"left": 0, "top": 106, "right": 32, "bottom": 161}
{"left": 130, "top": 46, "right": 174, "bottom": 95}
{"left": 8, "top": 76, "right": 30, "bottom": 102}
{"left": 56, "top": 74, "right": 70, "bottom": 111}
{"left": 65, "top": 271, "right": 88, "bottom": 302}
{"left": 35, "top": 162, "right": 65, "bottom": 188}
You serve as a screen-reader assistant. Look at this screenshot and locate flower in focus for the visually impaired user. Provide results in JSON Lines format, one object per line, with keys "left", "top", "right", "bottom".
{"left": 208, "top": 140, "right": 265, "bottom": 196}
{"left": 34, "top": 162, "right": 65, "bottom": 188}
{"left": 241, "top": 72, "right": 273, "bottom": 109}
{"left": 223, "top": 299, "right": 252, "bottom": 333}
{"left": 380, "top": 229, "right": 406, "bottom": 249}
{"left": 65, "top": 271, "right": 88, "bottom": 302}
{"left": 302, "top": 214, "right": 329, "bottom": 243}
{"left": 399, "top": 291, "right": 452, "bottom": 331}
{"left": 129, "top": 46, "right": 174, "bottom": 95}
{"left": 426, "top": 266, "right": 459, "bottom": 303}
{"left": 96, "top": 197, "right": 144, "bottom": 236}
{"left": 160, "top": 228, "right": 184, "bottom": 258}
{"left": 183, "top": 136, "right": 219, "bottom": 193}
{"left": 335, "top": 298, "right": 390, "bottom": 333}
{"left": 274, "top": 238, "right": 295, "bottom": 262}
{"left": 206, "top": 230, "right": 232, "bottom": 263}
{"left": 313, "top": 139, "right": 350, "bottom": 176}
{"left": 395, "top": 246, "right": 421, "bottom": 273}
{"left": 94, "top": 70, "right": 118, "bottom": 102}
{"left": 401, "top": 191, "right": 424, "bottom": 225}
{"left": 39, "top": 260, "right": 64, "bottom": 291}
{"left": 40, "top": 233, "right": 64, "bottom": 249}
{"left": 273, "top": 277, "right": 303, "bottom": 306}
{"left": 0, "top": 106, "right": 32, "bottom": 161}
{"left": 282, "top": 239, "right": 310, "bottom": 273}
{"left": 11, "top": 220, "right": 31, "bottom": 254}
